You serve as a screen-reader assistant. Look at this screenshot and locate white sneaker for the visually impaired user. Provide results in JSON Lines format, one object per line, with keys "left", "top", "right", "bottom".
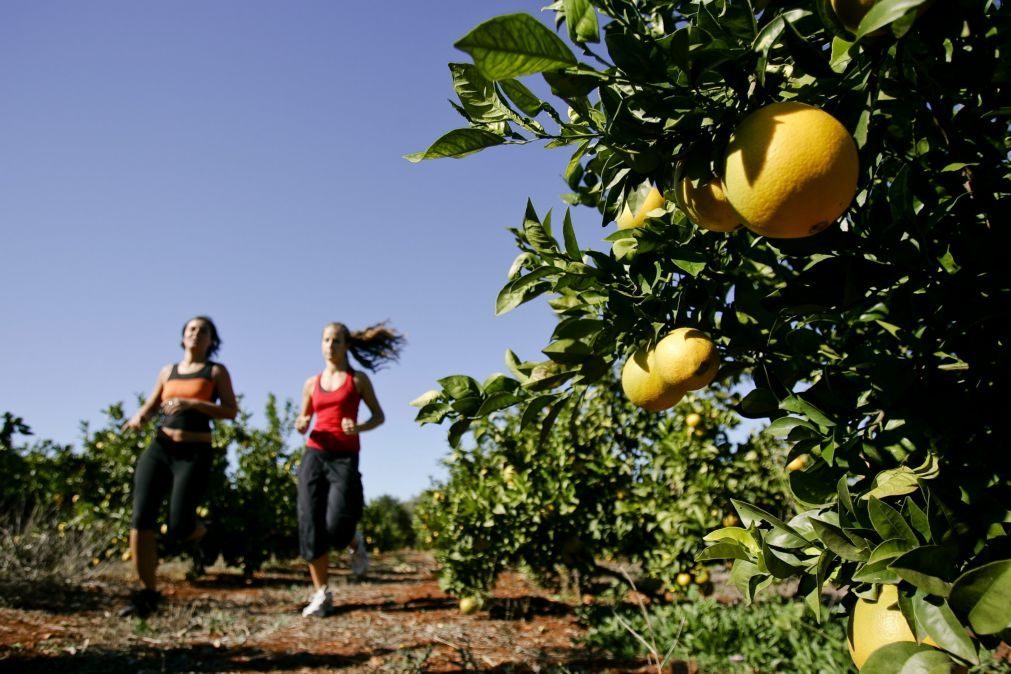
{"left": 350, "top": 530, "right": 369, "bottom": 578}
{"left": 301, "top": 585, "right": 332, "bottom": 617}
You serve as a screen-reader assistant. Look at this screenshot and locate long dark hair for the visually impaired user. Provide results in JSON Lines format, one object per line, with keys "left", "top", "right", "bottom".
{"left": 181, "top": 316, "right": 222, "bottom": 359}
{"left": 327, "top": 321, "right": 404, "bottom": 372}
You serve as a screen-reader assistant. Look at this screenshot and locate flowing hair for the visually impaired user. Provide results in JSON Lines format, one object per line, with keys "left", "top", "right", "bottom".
{"left": 327, "top": 321, "right": 405, "bottom": 372}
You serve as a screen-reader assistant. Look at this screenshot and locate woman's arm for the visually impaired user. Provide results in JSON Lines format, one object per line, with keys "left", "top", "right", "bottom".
{"left": 161, "top": 364, "right": 238, "bottom": 420}
{"left": 122, "top": 365, "right": 171, "bottom": 430}
{"left": 343, "top": 372, "right": 384, "bottom": 435}
{"left": 294, "top": 376, "right": 316, "bottom": 434}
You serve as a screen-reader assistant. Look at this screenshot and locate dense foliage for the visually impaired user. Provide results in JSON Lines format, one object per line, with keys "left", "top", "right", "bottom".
{"left": 413, "top": 383, "right": 790, "bottom": 598}
{"left": 2, "top": 400, "right": 405, "bottom": 577}
{"left": 412, "top": 0, "right": 1010, "bottom": 670}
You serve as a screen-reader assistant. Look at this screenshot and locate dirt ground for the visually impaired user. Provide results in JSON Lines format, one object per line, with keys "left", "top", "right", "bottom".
{"left": 0, "top": 551, "right": 665, "bottom": 673}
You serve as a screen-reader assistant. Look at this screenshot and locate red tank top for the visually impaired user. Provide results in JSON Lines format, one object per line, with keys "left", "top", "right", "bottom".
{"left": 307, "top": 370, "right": 361, "bottom": 453}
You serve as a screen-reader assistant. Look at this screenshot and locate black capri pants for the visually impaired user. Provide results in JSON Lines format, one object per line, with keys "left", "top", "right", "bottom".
{"left": 131, "top": 431, "right": 212, "bottom": 540}
{"left": 298, "top": 448, "right": 364, "bottom": 561}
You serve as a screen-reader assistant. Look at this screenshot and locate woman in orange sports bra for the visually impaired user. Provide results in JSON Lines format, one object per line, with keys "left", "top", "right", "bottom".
{"left": 295, "top": 321, "right": 404, "bottom": 618}
{"left": 118, "top": 316, "right": 238, "bottom": 617}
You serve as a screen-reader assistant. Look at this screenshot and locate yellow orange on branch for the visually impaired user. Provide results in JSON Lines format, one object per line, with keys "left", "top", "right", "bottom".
{"left": 675, "top": 177, "right": 741, "bottom": 232}
{"left": 617, "top": 186, "right": 666, "bottom": 230}
{"left": 654, "top": 328, "right": 720, "bottom": 391}
{"left": 723, "top": 102, "right": 859, "bottom": 239}
{"left": 847, "top": 584, "right": 940, "bottom": 670}
{"left": 621, "top": 345, "right": 685, "bottom": 412}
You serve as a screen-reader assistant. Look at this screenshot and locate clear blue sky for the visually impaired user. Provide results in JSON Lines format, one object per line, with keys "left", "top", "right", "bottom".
{"left": 0, "top": 1, "right": 604, "bottom": 501}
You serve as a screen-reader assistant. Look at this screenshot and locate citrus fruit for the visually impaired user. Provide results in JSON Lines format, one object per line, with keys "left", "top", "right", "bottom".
{"left": 459, "top": 596, "right": 483, "bottom": 615}
{"left": 617, "top": 186, "right": 666, "bottom": 230}
{"left": 723, "top": 102, "right": 859, "bottom": 239}
{"left": 676, "top": 572, "right": 692, "bottom": 587}
{"left": 787, "top": 454, "right": 810, "bottom": 472}
{"left": 676, "top": 177, "right": 741, "bottom": 232}
{"left": 847, "top": 584, "right": 938, "bottom": 669}
{"left": 621, "top": 345, "right": 686, "bottom": 411}
{"left": 685, "top": 412, "right": 703, "bottom": 428}
{"left": 654, "top": 328, "right": 719, "bottom": 391}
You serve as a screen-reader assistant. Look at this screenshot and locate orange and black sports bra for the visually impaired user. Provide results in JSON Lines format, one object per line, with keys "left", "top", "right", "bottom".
{"left": 161, "top": 362, "right": 218, "bottom": 433}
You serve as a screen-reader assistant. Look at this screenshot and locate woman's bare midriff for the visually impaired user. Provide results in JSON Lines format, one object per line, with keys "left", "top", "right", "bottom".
{"left": 159, "top": 428, "right": 213, "bottom": 444}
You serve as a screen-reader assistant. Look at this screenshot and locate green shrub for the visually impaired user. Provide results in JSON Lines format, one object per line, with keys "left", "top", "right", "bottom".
{"left": 582, "top": 596, "right": 856, "bottom": 674}
{"left": 361, "top": 494, "right": 416, "bottom": 552}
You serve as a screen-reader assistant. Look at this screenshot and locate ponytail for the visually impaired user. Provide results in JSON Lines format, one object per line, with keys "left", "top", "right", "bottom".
{"left": 327, "top": 321, "right": 405, "bottom": 372}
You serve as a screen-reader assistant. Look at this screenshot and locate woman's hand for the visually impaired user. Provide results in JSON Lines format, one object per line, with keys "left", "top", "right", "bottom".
{"left": 341, "top": 417, "right": 358, "bottom": 435}
{"left": 295, "top": 415, "right": 312, "bottom": 434}
{"left": 160, "top": 398, "right": 190, "bottom": 415}
{"left": 121, "top": 414, "right": 144, "bottom": 431}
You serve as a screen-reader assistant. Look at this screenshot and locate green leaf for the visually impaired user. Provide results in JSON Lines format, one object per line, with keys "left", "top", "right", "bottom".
{"left": 447, "top": 418, "right": 471, "bottom": 449}
{"left": 562, "top": 209, "right": 581, "bottom": 261}
{"left": 766, "top": 416, "right": 818, "bottom": 439}
{"left": 409, "top": 389, "right": 442, "bottom": 408}
{"left": 697, "top": 541, "right": 754, "bottom": 563}
{"left": 519, "top": 394, "right": 558, "bottom": 430}
{"left": 909, "top": 594, "right": 978, "bottom": 665}
{"left": 853, "top": 558, "right": 902, "bottom": 584}
{"left": 949, "top": 560, "right": 1011, "bottom": 636}
{"left": 671, "top": 252, "right": 706, "bottom": 277}
{"left": 438, "top": 375, "right": 482, "bottom": 400}
{"left": 414, "top": 402, "right": 454, "bottom": 425}
{"left": 455, "top": 13, "right": 577, "bottom": 80}
{"left": 738, "top": 388, "right": 779, "bottom": 419}
{"left": 405, "top": 128, "right": 504, "bottom": 162}
{"left": 869, "top": 538, "right": 916, "bottom": 563}
{"left": 782, "top": 18, "right": 837, "bottom": 79}
{"left": 523, "top": 202, "right": 561, "bottom": 255}
{"left": 475, "top": 392, "right": 523, "bottom": 417}
{"left": 864, "top": 466, "right": 922, "bottom": 500}
{"left": 869, "top": 498, "right": 919, "bottom": 546}
{"left": 904, "top": 498, "right": 932, "bottom": 543}
{"left": 890, "top": 547, "right": 957, "bottom": 597}
{"left": 810, "top": 518, "right": 870, "bottom": 561}
{"left": 762, "top": 540, "right": 805, "bottom": 579}
{"left": 481, "top": 373, "right": 519, "bottom": 395}
{"left": 855, "top": 0, "right": 931, "bottom": 41}
{"left": 542, "top": 338, "right": 592, "bottom": 364}
{"left": 498, "top": 78, "right": 545, "bottom": 116}
{"left": 780, "top": 395, "right": 836, "bottom": 428}
{"left": 732, "top": 500, "right": 809, "bottom": 548}
{"left": 562, "top": 0, "right": 599, "bottom": 44}
{"left": 703, "top": 526, "right": 760, "bottom": 554}
{"left": 450, "top": 63, "right": 509, "bottom": 124}
{"left": 860, "top": 642, "right": 958, "bottom": 674}
{"left": 496, "top": 267, "right": 556, "bottom": 315}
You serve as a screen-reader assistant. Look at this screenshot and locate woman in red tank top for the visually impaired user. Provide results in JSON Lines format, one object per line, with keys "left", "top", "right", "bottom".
{"left": 294, "top": 321, "right": 404, "bottom": 617}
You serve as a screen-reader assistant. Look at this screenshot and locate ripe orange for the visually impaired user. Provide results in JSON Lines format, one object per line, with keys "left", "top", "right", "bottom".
{"left": 723, "top": 102, "right": 859, "bottom": 239}
{"left": 786, "top": 455, "right": 809, "bottom": 472}
{"left": 848, "top": 584, "right": 938, "bottom": 669}
{"left": 676, "top": 177, "right": 741, "bottom": 232}
{"left": 617, "top": 186, "right": 666, "bottom": 229}
{"left": 654, "top": 328, "right": 719, "bottom": 391}
{"left": 621, "top": 345, "right": 685, "bottom": 412}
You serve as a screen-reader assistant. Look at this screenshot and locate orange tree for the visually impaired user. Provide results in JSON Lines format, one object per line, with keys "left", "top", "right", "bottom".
{"left": 412, "top": 382, "right": 790, "bottom": 600}
{"left": 1, "top": 397, "right": 302, "bottom": 577}
{"left": 409, "top": 1, "right": 1010, "bottom": 670}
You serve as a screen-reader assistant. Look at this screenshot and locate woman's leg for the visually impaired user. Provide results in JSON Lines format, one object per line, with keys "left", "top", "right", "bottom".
{"left": 165, "top": 441, "right": 212, "bottom": 542}
{"left": 130, "top": 436, "right": 172, "bottom": 591}
{"left": 298, "top": 449, "right": 331, "bottom": 588}
{"left": 324, "top": 454, "right": 363, "bottom": 552}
